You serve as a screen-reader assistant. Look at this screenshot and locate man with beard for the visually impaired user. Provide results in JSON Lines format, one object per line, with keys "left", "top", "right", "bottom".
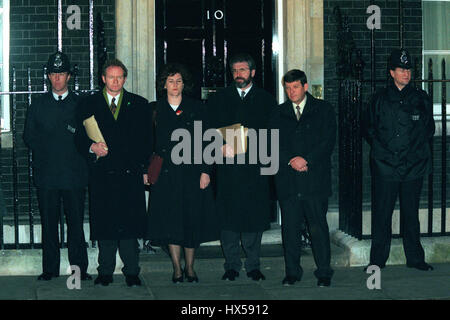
{"left": 207, "top": 53, "right": 277, "bottom": 281}
{"left": 363, "top": 48, "right": 435, "bottom": 271}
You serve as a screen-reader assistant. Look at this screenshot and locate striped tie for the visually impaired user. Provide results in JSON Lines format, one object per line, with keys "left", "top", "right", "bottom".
{"left": 110, "top": 97, "right": 117, "bottom": 115}
{"left": 296, "top": 105, "right": 302, "bottom": 121}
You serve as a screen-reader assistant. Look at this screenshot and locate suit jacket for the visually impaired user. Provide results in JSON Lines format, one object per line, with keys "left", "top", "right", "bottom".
{"left": 271, "top": 92, "right": 337, "bottom": 200}
{"left": 75, "top": 90, "right": 153, "bottom": 240}
{"left": 207, "top": 84, "right": 277, "bottom": 232}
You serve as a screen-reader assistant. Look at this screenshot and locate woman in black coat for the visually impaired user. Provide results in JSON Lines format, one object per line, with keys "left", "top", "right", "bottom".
{"left": 146, "top": 63, "right": 218, "bottom": 283}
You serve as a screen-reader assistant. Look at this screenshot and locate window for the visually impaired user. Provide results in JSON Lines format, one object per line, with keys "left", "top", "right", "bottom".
{"left": 0, "top": 0, "right": 10, "bottom": 133}
{"left": 422, "top": 0, "right": 450, "bottom": 123}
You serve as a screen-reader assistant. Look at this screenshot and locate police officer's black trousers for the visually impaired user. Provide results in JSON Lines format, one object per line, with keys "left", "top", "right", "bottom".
{"left": 370, "top": 176, "right": 426, "bottom": 267}
{"left": 279, "top": 196, "right": 333, "bottom": 280}
{"left": 37, "top": 188, "right": 88, "bottom": 275}
{"left": 97, "top": 239, "right": 140, "bottom": 276}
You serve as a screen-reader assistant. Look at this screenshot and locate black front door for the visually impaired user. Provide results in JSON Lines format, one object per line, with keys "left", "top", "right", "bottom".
{"left": 155, "top": 0, "right": 275, "bottom": 100}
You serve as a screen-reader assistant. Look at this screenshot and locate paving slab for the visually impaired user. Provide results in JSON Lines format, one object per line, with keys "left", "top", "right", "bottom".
{"left": 34, "top": 275, "right": 154, "bottom": 300}
{"left": 0, "top": 276, "right": 37, "bottom": 300}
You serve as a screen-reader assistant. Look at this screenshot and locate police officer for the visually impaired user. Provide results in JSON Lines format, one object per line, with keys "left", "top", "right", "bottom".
{"left": 24, "top": 51, "right": 91, "bottom": 280}
{"left": 363, "top": 48, "right": 435, "bottom": 271}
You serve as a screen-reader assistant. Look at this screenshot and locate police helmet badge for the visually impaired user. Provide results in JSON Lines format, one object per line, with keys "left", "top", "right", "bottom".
{"left": 400, "top": 50, "right": 409, "bottom": 65}
{"left": 53, "top": 53, "right": 63, "bottom": 69}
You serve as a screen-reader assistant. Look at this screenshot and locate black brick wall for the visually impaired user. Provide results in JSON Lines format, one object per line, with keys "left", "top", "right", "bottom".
{"left": 1, "top": 0, "right": 115, "bottom": 224}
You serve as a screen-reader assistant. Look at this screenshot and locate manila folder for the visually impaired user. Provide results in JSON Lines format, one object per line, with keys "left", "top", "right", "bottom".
{"left": 83, "top": 115, "right": 108, "bottom": 150}
{"left": 216, "top": 123, "right": 248, "bottom": 154}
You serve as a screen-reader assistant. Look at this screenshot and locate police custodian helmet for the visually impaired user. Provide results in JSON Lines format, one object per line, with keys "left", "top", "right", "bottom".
{"left": 388, "top": 48, "right": 412, "bottom": 70}
{"left": 46, "top": 51, "right": 71, "bottom": 74}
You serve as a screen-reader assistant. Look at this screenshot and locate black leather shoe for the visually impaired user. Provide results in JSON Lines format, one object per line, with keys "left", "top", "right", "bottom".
{"left": 172, "top": 271, "right": 184, "bottom": 284}
{"left": 125, "top": 275, "right": 142, "bottom": 287}
{"left": 247, "top": 269, "right": 266, "bottom": 281}
{"left": 94, "top": 275, "right": 113, "bottom": 286}
{"left": 185, "top": 269, "right": 199, "bottom": 283}
{"left": 317, "top": 277, "right": 331, "bottom": 287}
{"left": 222, "top": 270, "right": 239, "bottom": 281}
{"left": 37, "top": 272, "right": 58, "bottom": 281}
{"left": 407, "top": 262, "right": 434, "bottom": 271}
{"left": 282, "top": 276, "right": 300, "bottom": 286}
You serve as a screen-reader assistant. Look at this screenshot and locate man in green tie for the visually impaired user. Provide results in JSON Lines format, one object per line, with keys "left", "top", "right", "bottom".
{"left": 75, "top": 59, "right": 153, "bottom": 287}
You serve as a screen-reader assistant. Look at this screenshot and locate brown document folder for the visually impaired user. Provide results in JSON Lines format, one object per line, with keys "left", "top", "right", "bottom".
{"left": 216, "top": 123, "right": 248, "bottom": 154}
{"left": 83, "top": 115, "right": 107, "bottom": 148}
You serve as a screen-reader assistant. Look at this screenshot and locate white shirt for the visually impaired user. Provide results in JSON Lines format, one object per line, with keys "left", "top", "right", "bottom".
{"left": 169, "top": 103, "right": 179, "bottom": 111}
{"left": 106, "top": 91, "right": 121, "bottom": 106}
{"left": 292, "top": 94, "right": 307, "bottom": 116}
{"left": 236, "top": 84, "right": 253, "bottom": 99}
{"left": 52, "top": 90, "right": 69, "bottom": 101}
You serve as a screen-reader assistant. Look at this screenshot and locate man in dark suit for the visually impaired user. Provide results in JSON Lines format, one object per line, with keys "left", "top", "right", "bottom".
{"left": 207, "top": 53, "right": 277, "bottom": 281}
{"left": 75, "top": 59, "right": 152, "bottom": 287}
{"left": 271, "top": 69, "right": 336, "bottom": 287}
{"left": 363, "top": 49, "right": 435, "bottom": 271}
{"left": 24, "top": 51, "right": 90, "bottom": 281}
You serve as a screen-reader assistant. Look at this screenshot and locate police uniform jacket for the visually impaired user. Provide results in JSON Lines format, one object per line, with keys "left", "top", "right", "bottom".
{"left": 75, "top": 90, "right": 153, "bottom": 240}
{"left": 23, "top": 91, "right": 88, "bottom": 189}
{"left": 363, "top": 80, "right": 435, "bottom": 181}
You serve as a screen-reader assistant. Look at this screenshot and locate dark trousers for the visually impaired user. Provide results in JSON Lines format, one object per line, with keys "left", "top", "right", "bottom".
{"left": 221, "top": 230, "right": 263, "bottom": 273}
{"left": 37, "top": 188, "right": 88, "bottom": 275}
{"left": 370, "top": 176, "right": 425, "bottom": 267}
{"left": 97, "top": 239, "right": 140, "bottom": 276}
{"left": 279, "top": 196, "right": 333, "bottom": 280}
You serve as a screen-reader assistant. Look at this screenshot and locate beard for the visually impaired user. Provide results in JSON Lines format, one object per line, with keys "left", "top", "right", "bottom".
{"left": 234, "top": 75, "right": 253, "bottom": 88}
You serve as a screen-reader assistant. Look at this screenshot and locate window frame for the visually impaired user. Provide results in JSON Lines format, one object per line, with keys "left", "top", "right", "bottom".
{"left": 421, "top": 0, "right": 450, "bottom": 127}
{"left": 0, "top": 0, "right": 10, "bottom": 133}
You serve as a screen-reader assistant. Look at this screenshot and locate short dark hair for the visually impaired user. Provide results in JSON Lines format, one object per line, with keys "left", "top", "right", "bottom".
{"left": 229, "top": 53, "right": 256, "bottom": 71}
{"left": 156, "top": 63, "right": 194, "bottom": 97}
{"left": 282, "top": 69, "right": 308, "bottom": 86}
{"left": 102, "top": 59, "right": 128, "bottom": 78}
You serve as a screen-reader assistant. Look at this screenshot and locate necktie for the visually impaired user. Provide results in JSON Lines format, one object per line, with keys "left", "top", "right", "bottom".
{"left": 240, "top": 90, "right": 246, "bottom": 100}
{"left": 58, "top": 95, "right": 63, "bottom": 101}
{"left": 110, "top": 97, "right": 117, "bottom": 115}
{"left": 296, "top": 105, "right": 302, "bottom": 121}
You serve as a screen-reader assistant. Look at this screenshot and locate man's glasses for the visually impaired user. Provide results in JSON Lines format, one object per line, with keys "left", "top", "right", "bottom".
{"left": 232, "top": 68, "right": 250, "bottom": 74}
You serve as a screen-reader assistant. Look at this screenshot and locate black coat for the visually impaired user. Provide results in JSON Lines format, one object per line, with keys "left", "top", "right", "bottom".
{"left": 207, "top": 85, "right": 277, "bottom": 232}
{"left": 271, "top": 92, "right": 337, "bottom": 200}
{"left": 75, "top": 90, "right": 153, "bottom": 240}
{"left": 23, "top": 92, "right": 88, "bottom": 189}
{"left": 146, "top": 97, "right": 219, "bottom": 247}
{"left": 363, "top": 81, "right": 435, "bottom": 181}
